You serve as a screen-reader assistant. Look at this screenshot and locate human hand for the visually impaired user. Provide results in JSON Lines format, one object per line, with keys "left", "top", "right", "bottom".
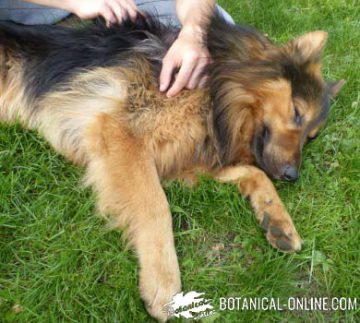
{"left": 67, "top": 0, "right": 138, "bottom": 25}
{"left": 159, "top": 25, "right": 211, "bottom": 97}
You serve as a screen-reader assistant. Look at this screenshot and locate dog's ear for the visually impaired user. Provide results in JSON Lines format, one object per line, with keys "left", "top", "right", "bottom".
{"left": 327, "top": 79, "right": 346, "bottom": 98}
{"left": 290, "top": 31, "right": 328, "bottom": 61}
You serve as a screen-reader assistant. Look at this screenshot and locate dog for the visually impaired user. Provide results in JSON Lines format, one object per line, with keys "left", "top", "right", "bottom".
{"left": 0, "top": 12, "right": 344, "bottom": 321}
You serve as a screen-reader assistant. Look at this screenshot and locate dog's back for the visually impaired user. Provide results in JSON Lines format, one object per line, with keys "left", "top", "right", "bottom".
{"left": 0, "top": 17, "right": 212, "bottom": 172}
{"left": 0, "top": 16, "right": 174, "bottom": 98}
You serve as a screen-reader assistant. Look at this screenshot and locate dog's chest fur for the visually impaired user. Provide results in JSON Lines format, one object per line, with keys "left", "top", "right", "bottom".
{"left": 119, "top": 66, "right": 218, "bottom": 178}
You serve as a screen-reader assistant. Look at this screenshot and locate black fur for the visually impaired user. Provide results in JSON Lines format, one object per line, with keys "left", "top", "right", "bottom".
{"left": 206, "top": 18, "right": 277, "bottom": 164}
{"left": 205, "top": 16, "right": 327, "bottom": 164}
{"left": 0, "top": 13, "right": 329, "bottom": 170}
{"left": 0, "top": 15, "right": 177, "bottom": 101}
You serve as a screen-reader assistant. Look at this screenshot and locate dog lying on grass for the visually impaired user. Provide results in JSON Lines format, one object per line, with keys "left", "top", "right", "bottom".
{"left": 0, "top": 12, "right": 344, "bottom": 321}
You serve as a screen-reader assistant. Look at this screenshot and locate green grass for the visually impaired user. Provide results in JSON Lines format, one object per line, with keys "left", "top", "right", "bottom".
{"left": 1, "top": 1, "right": 359, "bottom": 322}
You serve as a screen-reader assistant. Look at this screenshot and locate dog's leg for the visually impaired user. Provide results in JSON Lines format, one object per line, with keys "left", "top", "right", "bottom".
{"left": 85, "top": 115, "right": 180, "bottom": 322}
{"left": 215, "top": 165, "right": 302, "bottom": 252}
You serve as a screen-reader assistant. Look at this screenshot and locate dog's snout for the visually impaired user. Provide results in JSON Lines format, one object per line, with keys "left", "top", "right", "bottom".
{"left": 281, "top": 165, "right": 298, "bottom": 181}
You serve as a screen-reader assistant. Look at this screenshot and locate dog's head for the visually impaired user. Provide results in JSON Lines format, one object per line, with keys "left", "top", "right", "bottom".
{"left": 250, "top": 32, "right": 345, "bottom": 180}
{"left": 208, "top": 22, "right": 344, "bottom": 181}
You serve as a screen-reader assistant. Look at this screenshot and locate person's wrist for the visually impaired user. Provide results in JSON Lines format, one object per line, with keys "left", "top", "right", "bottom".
{"left": 179, "top": 23, "right": 206, "bottom": 43}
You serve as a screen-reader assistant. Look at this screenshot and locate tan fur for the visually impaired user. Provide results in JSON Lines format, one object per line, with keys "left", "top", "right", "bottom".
{"left": 0, "top": 57, "right": 307, "bottom": 322}
{"left": 0, "top": 48, "right": 33, "bottom": 124}
{"left": 84, "top": 114, "right": 181, "bottom": 319}
{"left": 35, "top": 66, "right": 130, "bottom": 164}
{"left": 0, "top": 30, "right": 341, "bottom": 321}
{"left": 291, "top": 31, "right": 328, "bottom": 61}
{"left": 215, "top": 165, "right": 302, "bottom": 251}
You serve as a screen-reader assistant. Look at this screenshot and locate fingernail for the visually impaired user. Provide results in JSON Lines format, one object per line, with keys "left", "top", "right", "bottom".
{"left": 160, "top": 84, "right": 166, "bottom": 91}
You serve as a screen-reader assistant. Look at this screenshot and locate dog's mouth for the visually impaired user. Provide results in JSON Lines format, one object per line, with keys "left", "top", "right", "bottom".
{"left": 251, "top": 126, "right": 299, "bottom": 181}
{"left": 252, "top": 126, "right": 299, "bottom": 182}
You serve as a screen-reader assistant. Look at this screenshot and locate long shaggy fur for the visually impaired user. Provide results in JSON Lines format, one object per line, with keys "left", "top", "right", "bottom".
{"left": 0, "top": 12, "right": 343, "bottom": 321}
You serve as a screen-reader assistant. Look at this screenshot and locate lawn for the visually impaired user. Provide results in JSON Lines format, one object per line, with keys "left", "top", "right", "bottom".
{"left": 0, "top": 0, "right": 359, "bottom": 322}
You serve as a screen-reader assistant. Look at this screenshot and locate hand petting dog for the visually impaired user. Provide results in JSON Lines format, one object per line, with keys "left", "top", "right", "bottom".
{"left": 27, "top": 0, "right": 214, "bottom": 96}
{"left": 27, "top": 0, "right": 139, "bottom": 24}
{"left": 160, "top": 0, "right": 214, "bottom": 97}
{"left": 67, "top": 0, "right": 139, "bottom": 25}
{"left": 159, "top": 25, "right": 211, "bottom": 97}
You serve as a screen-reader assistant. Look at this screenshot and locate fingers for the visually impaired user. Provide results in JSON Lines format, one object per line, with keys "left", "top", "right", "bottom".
{"left": 102, "top": 5, "right": 117, "bottom": 27}
{"left": 127, "top": 7, "right": 138, "bottom": 22}
{"left": 159, "top": 55, "right": 177, "bottom": 93}
{"left": 109, "top": 0, "right": 126, "bottom": 24}
{"left": 113, "top": 0, "right": 138, "bottom": 23}
{"left": 166, "top": 57, "right": 196, "bottom": 97}
{"left": 186, "top": 57, "right": 210, "bottom": 90}
{"left": 104, "top": 0, "right": 139, "bottom": 26}
{"left": 70, "top": 0, "right": 139, "bottom": 25}
{"left": 124, "top": 0, "right": 138, "bottom": 21}
{"left": 124, "top": 0, "right": 137, "bottom": 11}
{"left": 161, "top": 54, "right": 210, "bottom": 97}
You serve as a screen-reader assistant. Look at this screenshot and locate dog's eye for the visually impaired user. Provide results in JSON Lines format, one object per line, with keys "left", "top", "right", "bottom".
{"left": 294, "top": 106, "right": 302, "bottom": 125}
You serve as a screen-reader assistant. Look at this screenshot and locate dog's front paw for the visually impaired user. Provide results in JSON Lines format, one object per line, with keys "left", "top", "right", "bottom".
{"left": 139, "top": 263, "right": 181, "bottom": 322}
{"left": 260, "top": 212, "right": 303, "bottom": 252}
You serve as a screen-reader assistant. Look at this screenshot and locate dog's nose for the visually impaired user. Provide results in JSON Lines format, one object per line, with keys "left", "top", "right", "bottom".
{"left": 281, "top": 165, "right": 298, "bottom": 181}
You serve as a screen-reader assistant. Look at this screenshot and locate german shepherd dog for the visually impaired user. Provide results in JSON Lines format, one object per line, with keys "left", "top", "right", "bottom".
{"left": 0, "top": 12, "right": 344, "bottom": 321}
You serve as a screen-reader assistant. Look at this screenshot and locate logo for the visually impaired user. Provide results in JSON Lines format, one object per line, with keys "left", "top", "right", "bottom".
{"left": 164, "top": 291, "right": 215, "bottom": 320}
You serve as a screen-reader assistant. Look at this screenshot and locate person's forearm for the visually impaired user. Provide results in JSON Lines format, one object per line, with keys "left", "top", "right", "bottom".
{"left": 176, "top": 0, "right": 215, "bottom": 35}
